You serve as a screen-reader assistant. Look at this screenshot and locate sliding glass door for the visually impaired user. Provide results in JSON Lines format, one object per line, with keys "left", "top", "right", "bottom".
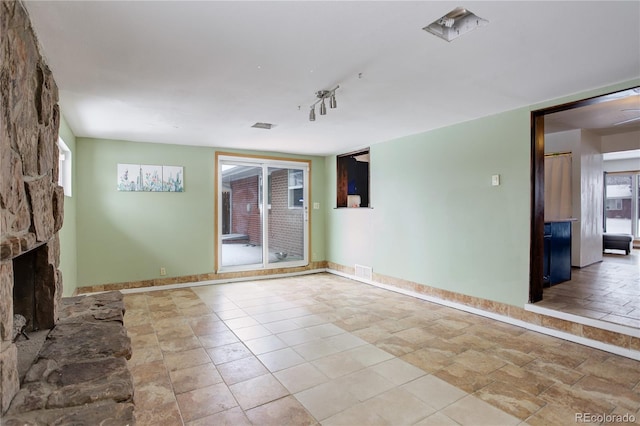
{"left": 217, "top": 155, "right": 309, "bottom": 272}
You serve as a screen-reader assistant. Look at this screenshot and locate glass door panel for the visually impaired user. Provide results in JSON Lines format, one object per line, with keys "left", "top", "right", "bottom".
{"left": 220, "top": 162, "right": 263, "bottom": 269}
{"left": 605, "top": 174, "right": 632, "bottom": 234}
{"left": 266, "top": 167, "right": 306, "bottom": 266}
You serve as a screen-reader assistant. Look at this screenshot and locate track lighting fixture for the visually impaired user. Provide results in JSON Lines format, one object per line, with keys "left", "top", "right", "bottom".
{"left": 308, "top": 85, "right": 339, "bottom": 121}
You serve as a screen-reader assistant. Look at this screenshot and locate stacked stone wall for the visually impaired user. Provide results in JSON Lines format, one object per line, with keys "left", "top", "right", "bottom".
{"left": 1, "top": 0, "right": 64, "bottom": 414}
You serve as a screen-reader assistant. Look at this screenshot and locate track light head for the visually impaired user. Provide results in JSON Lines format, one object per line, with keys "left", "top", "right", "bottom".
{"left": 308, "top": 85, "right": 339, "bottom": 122}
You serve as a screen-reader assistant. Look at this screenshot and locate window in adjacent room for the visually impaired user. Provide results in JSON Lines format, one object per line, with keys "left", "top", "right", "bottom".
{"left": 336, "top": 148, "right": 369, "bottom": 208}
{"left": 58, "top": 137, "right": 72, "bottom": 197}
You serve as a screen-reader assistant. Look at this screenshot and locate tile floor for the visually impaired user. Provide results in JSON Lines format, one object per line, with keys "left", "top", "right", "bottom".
{"left": 538, "top": 249, "right": 640, "bottom": 329}
{"left": 123, "top": 273, "right": 640, "bottom": 425}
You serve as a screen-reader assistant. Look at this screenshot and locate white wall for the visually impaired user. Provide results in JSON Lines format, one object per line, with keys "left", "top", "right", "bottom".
{"left": 601, "top": 130, "right": 640, "bottom": 153}
{"left": 544, "top": 129, "right": 604, "bottom": 267}
{"left": 578, "top": 130, "right": 604, "bottom": 267}
{"left": 604, "top": 157, "right": 640, "bottom": 173}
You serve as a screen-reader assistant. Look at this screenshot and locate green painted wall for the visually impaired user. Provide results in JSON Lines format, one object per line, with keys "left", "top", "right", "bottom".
{"left": 325, "top": 80, "right": 640, "bottom": 308}
{"left": 58, "top": 115, "right": 77, "bottom": 296}
{"left": 75, "top": 139, "right": 325, "bottom": 288}
{"left": 326, "top": 109, "right": 531, "bottom": 306}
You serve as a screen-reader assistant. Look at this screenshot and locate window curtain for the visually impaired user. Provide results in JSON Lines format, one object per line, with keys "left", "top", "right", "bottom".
{"left": 544, "top": 153, "right": 572, "bottom": 220}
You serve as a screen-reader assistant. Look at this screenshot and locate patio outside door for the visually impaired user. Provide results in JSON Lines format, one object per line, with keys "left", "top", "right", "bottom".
{"left": 217, "top": 155, "right": 309, "bottom": 272}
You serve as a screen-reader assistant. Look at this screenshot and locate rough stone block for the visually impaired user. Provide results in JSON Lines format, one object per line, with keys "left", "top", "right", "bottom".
{"left": 40, "top": 322, "right": 132, "bottom": 363}
{"left": 0, "top": 262, "right": 13, "bottom": 341}
{"left": 25, "top": 178, "right": 55, "bottom": 243}
{"left": 0, "top": 344, "right": 20, "bottom": 414}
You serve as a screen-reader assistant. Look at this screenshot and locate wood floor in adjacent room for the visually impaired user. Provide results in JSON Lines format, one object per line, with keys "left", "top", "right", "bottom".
{"left": 538, "top": 249, "right": 640, "bottom": 329}
{"left": 123, "top": 273, "right": 640, "bottom": 425}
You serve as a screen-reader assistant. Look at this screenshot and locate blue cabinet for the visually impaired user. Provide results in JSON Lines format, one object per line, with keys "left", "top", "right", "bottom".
{"left": 544, "top": 221, "right": 572, "bottom": 286}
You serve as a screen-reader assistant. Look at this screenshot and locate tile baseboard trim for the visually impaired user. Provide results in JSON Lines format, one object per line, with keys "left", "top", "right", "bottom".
{"left": 326, "top": 267, "right": 640, "bottom": 361}
{"left": 524, "top": 303, "right": 639, "bottom": 337}
{"left": 76, "top": 262, "right": 328, "bottom": 295}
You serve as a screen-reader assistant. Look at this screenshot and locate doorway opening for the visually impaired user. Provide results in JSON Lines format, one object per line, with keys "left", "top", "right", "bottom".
{"left": 529, "top": 86, "right": 640, "bottom": 330}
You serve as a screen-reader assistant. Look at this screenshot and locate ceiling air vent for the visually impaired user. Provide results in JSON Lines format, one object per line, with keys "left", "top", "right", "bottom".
{"left": 423, "top": 7, "right": 488, "bottom": 42}
{"left": 251, "top": 122, "right": 275, "bottom": 130}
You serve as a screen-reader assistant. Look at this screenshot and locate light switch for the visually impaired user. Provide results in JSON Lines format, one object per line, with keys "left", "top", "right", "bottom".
{"left": 313, "top": 202, "right": 320, "bottom": 209}
{"left": 491, "top": 174, "right": 500, "bottom": 186}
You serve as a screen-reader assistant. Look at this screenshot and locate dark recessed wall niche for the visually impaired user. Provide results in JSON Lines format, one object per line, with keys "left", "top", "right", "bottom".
{"left": 337, "top": 148, "right": 370, "bottom": 208}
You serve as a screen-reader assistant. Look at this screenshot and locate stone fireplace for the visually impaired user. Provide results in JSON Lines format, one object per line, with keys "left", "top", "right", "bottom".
{"left": 2, "top": 5, "right": 134, "bottom": 424}
{"left": 1, "top": 0, "right": 64, "bottom": 414}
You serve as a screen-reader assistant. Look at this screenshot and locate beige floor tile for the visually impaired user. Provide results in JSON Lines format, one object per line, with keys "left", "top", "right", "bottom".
{"left": 312, "top": 352, "right": 366, "bottom": 379}
{"left": 294, "top": 380, "right": 361, "bottom": 421}
{"left": 206, "top": 342, "right": 252, "bottom": 364}
{"left": 451, "top": 349, "right": 507, "bottom": 375}
{"left": 134, "top": 381, "right": 176, "bottom": 412}
{"left": 360, "top": 387, "right": 436, "bottom": 424}
{"left": 274, "top": 362, "right": 330, "bottom": 394}
{"left": 134, "top": 400, "right": 183, "bottom": 426}
{"left": 224, "top": 315, "right": 260, "bottom": 330}
{"left": 440, "top": 394, "right": 520, "bottom": 426}
{"left": 130, "top": 359, "right": 170, "bottom": 387}
{"left": 324, "top": 332, "right": 367, "bottom": 351}
{"left": 374, "top": 335, "right": 420, "bottom": 356}
{"left": 413, "top": 411, "right": 462, "bottom": 425}
{"left": 233, "top": 324, "right": 272, "bottom": 340}
{"left": 244, "top": 334, "right": 287, "bottom": 355}
{"left": 488, "top": 363, "right": 556, "bottom": 397}
{"left": 294, "top": 338, "right": 343, "bottom": 361}
{"left": 198, "top": 330, "right": 239, "bottom": 349}
{"left": 343, "top": 344, "right": 395, "bottom": 366}
{"left": 244, "top": 395, "right": 317, "bottom": 426}
{"left": 539, "top": 382, "right": 616, "bottom": 414}
{"left": 213, "top": 308, "right": 246, "bottom": 320}
{"left": 258, "top": 347, "right": 306, "bottom": 372}
{"left": 127, "top": 345, "right": 164, "bottom": 368}
{"left": 334, "top": 367, "right": 396, "bottom": 401}
{"left": 321, "top": 403, "right": 387, "bottom": 426}
{"left": 305, "top": 323, "right": 345, "bottom": 338}
{"left": 474, "top": 380, "right": 546, "bottom": 420}
{"left": 434, "top": 362, "right": 495, "bottom": 393}
{"left": 264, "top": 318, "right": 303, "bottom": 333}
{"left": 124, "top": 272, "right": 639, "bottom": 426}
{"left": 277, "top": 328, "right": 318, "bottom": 346}
{"left": 370, "top": 357, "right": 426, "bottom": 385}
{"left": 184, "top": 406, "right": 251, "bottom": 426}
{"left": 229, "top": 373, "right": 289, "bottom": 410}
{"left": 401, "top": 374, "right": 466, "bottom": 410}
{"left": 163, "top": 347, "right": 211, "bottom": 372}
{"left": 158, "top": 335, "right": 202, "bottom": 353}
{"left": 187, "top": 314, "right": 227, "bottom": 336}
{"left": 169, "top": 362, "right": 223, "bottom": 394}
{"left": 175, "top": 382, "right": 238, "bottom": 423}
{"left": 216, "top": 355, "right": 269, "bottom": 385}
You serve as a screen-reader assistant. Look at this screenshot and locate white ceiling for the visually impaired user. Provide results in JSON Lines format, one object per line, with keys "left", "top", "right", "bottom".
{"left": 23, "top": 1, "right": 640, "bottom": 156}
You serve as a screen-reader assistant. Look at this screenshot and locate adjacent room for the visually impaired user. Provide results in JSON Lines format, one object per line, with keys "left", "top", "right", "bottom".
{"left": 2, "top": 1, "right": 639, "bottom": 425}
